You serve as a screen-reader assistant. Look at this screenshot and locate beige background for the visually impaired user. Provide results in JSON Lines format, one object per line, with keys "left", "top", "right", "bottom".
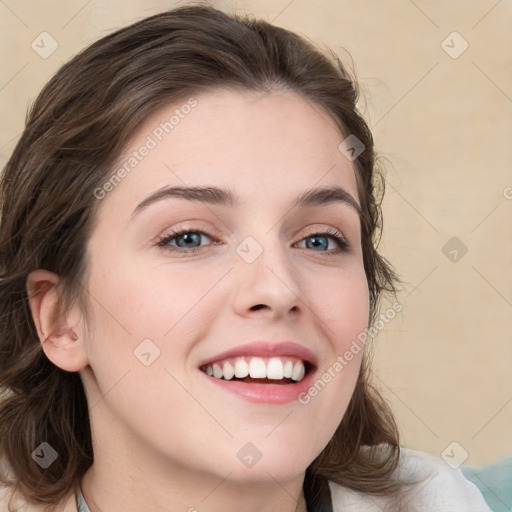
{"left": 1, "top": 0, "right": 510, "bottom": 466}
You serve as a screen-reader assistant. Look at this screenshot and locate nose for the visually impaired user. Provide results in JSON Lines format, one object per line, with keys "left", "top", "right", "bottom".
{"left": 231, "top": 235, "right": 302, "bottom": 320}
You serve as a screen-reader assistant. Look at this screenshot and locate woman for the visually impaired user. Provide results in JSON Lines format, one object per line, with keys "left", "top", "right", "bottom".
{"left": 0, "top": 4, "right": 491, "bottom": 511}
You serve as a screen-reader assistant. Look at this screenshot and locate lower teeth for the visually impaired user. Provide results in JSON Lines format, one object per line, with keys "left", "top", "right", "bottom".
{"left": 237, "top": 377, "right": 293, "bottom": 384}
{"left": 203, "top": 374, "right": 296, "bottom": 384}
{"left": 212, "top": 376, "right": 294, "bottom": 384}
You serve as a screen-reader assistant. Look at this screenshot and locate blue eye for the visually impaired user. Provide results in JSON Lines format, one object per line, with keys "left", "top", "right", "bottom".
{"left": 157, "top": 229, "right": 212, "bottom": 252}
{"left": 156, "top": 227, "right": 350, "bottom": 255}
{"left": 296, "top": 228, "right": 350, "bottom": 253}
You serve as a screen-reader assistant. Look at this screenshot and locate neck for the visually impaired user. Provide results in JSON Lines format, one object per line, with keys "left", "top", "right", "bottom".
{"left": 80, "top": 465, "right": 308, "bottom": 512}
{"left": 79, "top": 433, "right": 308, "bottom": 512}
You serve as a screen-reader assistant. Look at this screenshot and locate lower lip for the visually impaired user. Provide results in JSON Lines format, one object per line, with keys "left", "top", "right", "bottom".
{"left": 199, "top": 368, "right": 316, "bottom": 404}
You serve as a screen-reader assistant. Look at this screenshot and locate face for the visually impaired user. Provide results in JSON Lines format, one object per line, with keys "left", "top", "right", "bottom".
{"left": 80, "top": 88, "right": 369, "bottom": 484}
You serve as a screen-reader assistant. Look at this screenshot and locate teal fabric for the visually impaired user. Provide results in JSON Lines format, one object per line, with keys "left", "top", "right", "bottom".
{"left": 461, "top": 457, "right": 512, "bottom": 512}
{"left": 76, "top": 486, "right": 91, "bottom": 512}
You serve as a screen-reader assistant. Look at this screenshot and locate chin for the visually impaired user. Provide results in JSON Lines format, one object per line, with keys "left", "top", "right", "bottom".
{"left": 226, "top": 457, "right": 312, "bottom": 485}
{"left": 217, "top": 435, "right": 320, "bottom": 484}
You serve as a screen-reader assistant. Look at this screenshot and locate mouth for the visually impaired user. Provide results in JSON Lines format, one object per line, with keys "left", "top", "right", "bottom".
{"left": 199, "top": 356, "right": 314, "bottom": 385}
{"left": 198, "top": 341, "right": 318, "bottom": 404}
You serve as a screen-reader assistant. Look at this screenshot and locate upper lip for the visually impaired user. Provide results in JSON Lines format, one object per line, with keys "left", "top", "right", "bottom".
{"left": 199, "top": 341, "right": 318, "bottom": 368}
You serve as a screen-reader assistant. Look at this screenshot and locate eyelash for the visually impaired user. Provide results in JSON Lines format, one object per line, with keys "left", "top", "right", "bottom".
{"left": 156, "top": 226, "right": 350, "bottom": 256}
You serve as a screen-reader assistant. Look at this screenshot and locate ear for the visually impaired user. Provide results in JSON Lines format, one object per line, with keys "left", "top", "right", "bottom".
{"left": 26, "top": 269, "right": 89, "bottom": 372}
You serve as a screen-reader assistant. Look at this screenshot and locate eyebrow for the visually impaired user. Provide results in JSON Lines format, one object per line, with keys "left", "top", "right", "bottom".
{"left": 131, "top": 185, "right": 361, "bottom": 217}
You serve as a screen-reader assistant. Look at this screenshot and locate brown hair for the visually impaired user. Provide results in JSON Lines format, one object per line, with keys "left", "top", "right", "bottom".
{"left": 0, "top": 3, "right": 409, "bottom": 511}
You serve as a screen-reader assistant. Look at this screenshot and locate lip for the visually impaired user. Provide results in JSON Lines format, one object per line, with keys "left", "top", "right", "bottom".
{"left": 199, "top": 364, "right": 317, "bottom": 404}
{"left": 198, "top": 341, "right": 317, "bottom": 405}
{"left": 198, "top": 341, "right": 318, "bottom": 367}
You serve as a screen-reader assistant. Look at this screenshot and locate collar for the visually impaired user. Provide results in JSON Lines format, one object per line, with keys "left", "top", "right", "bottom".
{"left": 76, "top": 486, "right": 91, "bottom": 512}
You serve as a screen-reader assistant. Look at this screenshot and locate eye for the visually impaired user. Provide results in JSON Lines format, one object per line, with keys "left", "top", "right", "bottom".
{"left": 156, "top": 226, "right": 350, "bottom": 255}
{"left": 296, "top": 227, "right": 350, "bottom": 255}
{"left": 156, "top": 228, "right": 215, "bottom": 253}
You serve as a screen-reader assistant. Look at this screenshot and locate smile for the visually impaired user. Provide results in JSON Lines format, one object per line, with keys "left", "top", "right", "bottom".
{"left": 198, "top": 341, "right": 318, "bottom": 404}
{"left": 200, "top": 356, "right": 311, "bottom": 383}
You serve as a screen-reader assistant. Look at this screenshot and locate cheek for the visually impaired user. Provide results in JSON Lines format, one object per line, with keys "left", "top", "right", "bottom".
{"left": 81, "top": 260, "right": 221, "bottom": 431}
{"left": 278, "top": 267, "right": 369, "bottom": 468}
{"left": 83, "top": 257, "right": 226, "bottom": 376}
{"left": 309, "top": 265, "right": 370, "bottom": 349}
{"left": 299, "top": 266, "right": 369, "bottom": 404}
{"left": 87, "top": 256, "right": 211, "bottom": 334}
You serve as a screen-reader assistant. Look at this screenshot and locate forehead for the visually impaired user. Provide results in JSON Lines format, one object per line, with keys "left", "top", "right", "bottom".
{"left": 99, "top": 87, "right": 359, "bottom": 215}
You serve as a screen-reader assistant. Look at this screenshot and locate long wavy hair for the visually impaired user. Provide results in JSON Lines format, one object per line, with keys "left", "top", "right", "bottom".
{"left": 0, "top": 3, "right": 408, "bottom": 511}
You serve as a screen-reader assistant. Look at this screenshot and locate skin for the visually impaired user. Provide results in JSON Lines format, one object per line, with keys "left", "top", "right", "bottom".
{"left": 27, "top": 88, "right": 369, "bottom": 512}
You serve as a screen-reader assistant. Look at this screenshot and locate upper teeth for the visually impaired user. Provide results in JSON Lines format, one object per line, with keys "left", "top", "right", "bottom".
{"left": 203, "top": 356, "right": 306, "bottom": 382}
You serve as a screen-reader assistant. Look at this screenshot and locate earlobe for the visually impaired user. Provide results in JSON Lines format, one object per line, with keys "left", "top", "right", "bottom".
{"left": 26, "top": 269, "right": 88, "bottom": 372}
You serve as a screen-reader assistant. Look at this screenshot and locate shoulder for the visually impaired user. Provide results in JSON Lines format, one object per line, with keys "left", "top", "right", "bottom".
{"left": 0, "top": 483, "right": 77, "bottom": 512}
{"left": 328, "top": 447, "right": 492, "bottom": 512}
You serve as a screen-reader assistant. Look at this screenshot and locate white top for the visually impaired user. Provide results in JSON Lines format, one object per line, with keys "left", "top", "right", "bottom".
{"left": 329, "top": 447, "right": 492, "bottom": 511}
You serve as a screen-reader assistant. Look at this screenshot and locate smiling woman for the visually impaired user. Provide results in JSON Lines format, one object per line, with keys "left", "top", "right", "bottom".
{"left": 0, "top": 3, "right": 491, "bottom": 512}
